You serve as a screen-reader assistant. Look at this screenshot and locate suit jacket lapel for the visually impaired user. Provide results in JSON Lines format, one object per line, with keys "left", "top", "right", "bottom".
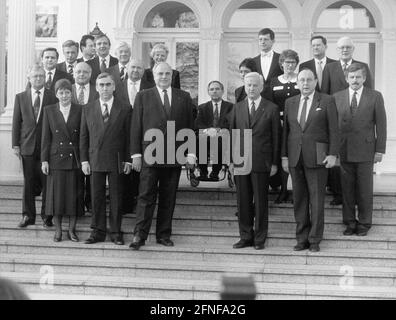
{"left": 303, "top": 92, "right": 320, "bottom": 131}
{"left": 105, "top": 101, "right": 121, "bottom": 134}
{"left": 66, "top": 104, "right": 79, "bottom": 136}
{"left": 24, "top": 89, "right": 35, "bottom": 123}
{"left": 55, "top": 103, "right": 72, "bottom": 140}
{"left": 94, "top": 100, "right": 105, "bottom": 146}
{"left": 291, "top": 94, "right": 301, "bottom": 129}
{"left": 241, "top": 100, "right": 250, "bottom": 128}
{"left": 154, "top": 88, "right": 168, "bottom": 121}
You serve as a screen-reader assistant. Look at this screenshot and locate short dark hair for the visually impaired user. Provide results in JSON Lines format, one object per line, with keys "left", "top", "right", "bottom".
{"left": 54, "top": 79, "right": 72, "bottom": 93}
{"left": 279, "top": 49, "right": 300, "bottom": 67}
{"left": 311, "top": 35, "right": 327, "bottom": 46}
{"left": 239, "top": 58, "right": 258, "bottom": 72}
{"left": 95, "top": 34, "right": 111, "bottom": 47}
{"left": 346, "top": 63, "right": 367, "bottom": 78}
{"left": 258, "top": 28, "right": 275, "bottom": 40}
{"left": 208, "top": 80, "right": 224, "bottom": 91}
{"left": 41, "top": 47, "right": 59, "bottom": 59}
{"left": 298, "top": 67, "right": 317, "bottom": 80}
{"left": 80, "top": 34, "right": 95, "bottom": 53}
{"left": 96, "top": 72, "right": 115, "bottom": 84}
{"left": 62, "top": 40, "right": 79, "bottom": 51}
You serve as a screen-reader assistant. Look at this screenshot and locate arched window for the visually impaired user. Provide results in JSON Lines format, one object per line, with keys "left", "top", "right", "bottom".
{"left": 140, "top": 1, "right": 200, "bottom": 104}
{"left": 314, "top": 1, "right": 379, "bottom": 87}
{"left": 224, "top": 1, "right": 289, "bottom": 101}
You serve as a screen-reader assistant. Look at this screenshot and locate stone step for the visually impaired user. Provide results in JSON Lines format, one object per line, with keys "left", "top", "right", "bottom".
{"left": 2, "top": 237, "right": 396, "bottom": 267}
{"left": 2, "top": 253, "right": 396, "bottom": 288}
{"left": 3, "top": 271, "right": 396, "bottom": 300}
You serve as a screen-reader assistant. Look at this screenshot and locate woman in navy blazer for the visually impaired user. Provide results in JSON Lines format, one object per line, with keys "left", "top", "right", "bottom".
{"left": 41, "top": 79, "right": 84, "bottom": 242}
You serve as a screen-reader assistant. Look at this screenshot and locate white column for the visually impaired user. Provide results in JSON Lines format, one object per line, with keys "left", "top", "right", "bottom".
{"left": 0, "top": 0, "right": 6, "bottom": 114}
{"left": 199, "top": 28, "right": 223, "bottom": 104}
{"left": 0, "top": 0, "right": 36, "bottom": 181}
{"left": 290, "top": 27, "right": 312, "bottom": 64}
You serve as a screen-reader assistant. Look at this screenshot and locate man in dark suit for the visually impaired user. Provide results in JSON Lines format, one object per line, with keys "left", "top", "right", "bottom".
{"left": 195, "top": 81, "right": 233, "bottom": 180}
{"left": 299, "top": 35, "right": 336, "bottom": 92}
{"left": 87, "top": 35, "right": 118, "bottom": 84}
{"left": 12, "top": 64, "right": 58, "bottom": 228}
{"left": 41, "top": 48, "right": 74, "bottom": 93}
{"left": 80, "top": 73, "right": 132, "bottom": 245}
{"left": 252, "top": 28, "right": 283, "bottom": 99}
{"left": 282, "top": 69, "right": 339, "bottom": 252}
{"left": 114, "top": 59, "right": 154, "bottom": 214}
{"left": 106, "top": 41, "right": 131, "bottom": 88}
{"left": 77, "top": 35, "right": 96, "bottom": 63}
{"left": 230, "top": 72, "right": 280, "bottom": 250}
{"left": 141, "top": 43, "right": 180, "bottom": 89}
{"left": 129, "top": 62, "right": 195, "bottom": 250}
{"left": 334, "top": 63, "right": 387, "bottom": 237}
{"left": 322, "top": 36, "right": 374, "bottom": 206}
{"left": 72, "top": 62, "right": 99, "bottom": 213}
{"left": 56, "top": 40, "right": 79, "bottom": 77}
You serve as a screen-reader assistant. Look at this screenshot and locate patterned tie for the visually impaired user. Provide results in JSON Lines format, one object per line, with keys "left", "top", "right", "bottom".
{"left": 33, "top": 90, "right": 41, "bottom": 121}
{"left": 100, "top": 59, "right": 106, "bottom": 73}
{"left": 317, "top": 60, "right": 323, "bottom": 89}
{"left": 213, "top": 103, "right": 219, "bottom": 127}
{"left": 129, "top": 82, "right": 138, "bottom": 107}
{"left": 343, "top": 63, "right": 348, "bottom": 73}
{"left": 68, "top": 65, "right": 74, "bottom": 76}
{"left": 163, "top": 89, "right": 171, "bottom": 119}
{"left": 102, "top": 103, "right": 109, "bottom": 123}
{"left": 249, "top": 101, "right": 256, "bottom": 125}
{"left": 78, "top": 85, "right": 85, "bottom": 105}
{"left": 350, "top": 91, "right": 358, "bottom": 116}
{"left": 299, "top": 96, "right": 309, "bottom": 130}
{"left": 45, "top": 72, "right": 52, "bottom": 90}
{"left": 120, "top": 66, "right": 126, "bottom": 81}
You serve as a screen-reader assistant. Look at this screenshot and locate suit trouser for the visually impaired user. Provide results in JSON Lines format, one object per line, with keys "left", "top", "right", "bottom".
{"left": 198, "top": 136, "right": 224, "bottom": 176}
{"left": 340, "top": 161, "right": 373, "bottom": 230}
{"left": 134, "top": 166, "right": 181, "bottom": 241}
{"left": 21, "top": 155, "right": 48, "bottom": 222}
{"left": 328, "top": 167, "right": 342, "bottom": 199}
{"left": 235, "top": 172, "right": 270, "bottom": 245}
{"left": 121, "top": 170, "right": 140, "bottom": 213}
{"left": 84, "top": 175, "right": 91, "bottom": 210}
{"left": 289, "top": 155, "right": 328, "bottom": 244}
{"left": 90, "top": 171, "right": 123, "bottom": 238}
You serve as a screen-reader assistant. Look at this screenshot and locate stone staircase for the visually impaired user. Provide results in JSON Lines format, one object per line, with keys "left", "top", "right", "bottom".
{"left": 1, "top": 181, "right": 396, "bottom": 300}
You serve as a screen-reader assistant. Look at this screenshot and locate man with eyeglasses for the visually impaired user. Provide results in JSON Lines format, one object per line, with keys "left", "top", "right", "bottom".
{"left": 322, "top": 36, "right": 373, "bottom": 206}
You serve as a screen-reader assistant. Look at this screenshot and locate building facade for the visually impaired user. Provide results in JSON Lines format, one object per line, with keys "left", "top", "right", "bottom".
{"left": 1, "top": 0, "right": 395, "bottom": 180}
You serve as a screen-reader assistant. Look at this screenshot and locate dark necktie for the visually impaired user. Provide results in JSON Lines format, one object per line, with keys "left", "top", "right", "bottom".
{"left": 33, "top": 90, "right": 41, "bottom": 121}
{"left": 299, "top": 96, "right": 309, "bottom": 130}
{"left": 102, "top": 103, "right": 109, "bottom": 123}
{"left": 78, "top": 86, "right": 85, "bottom": 105}
{"left": 249, "top": 101, "right": 256, "bottom": 125}
{"left": 120, "top": 66, "right": 126, "bottom": 81}
{"left": 213, "top": 103, "right": 219, "bottom": 127}
{"left": 68, "top": 65, "right": 74, "bottom": 76}
{"left": 100, "top": 59, "right": 106, "bottom": 73}
{"left": 46, "top": 72, "right": 52, "bottom": 90}
{"left": 163, "top": 89, "right": 171, "bottom": 118}
{"left": 343, "top": 63, "right": 348, "bottom": 73}
{"left": 350, "top": 91, "right": 358, "bottom": 116}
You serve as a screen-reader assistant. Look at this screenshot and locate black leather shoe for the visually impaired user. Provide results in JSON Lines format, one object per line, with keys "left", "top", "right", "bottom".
{"left": 43, "top": 219, "right": 54, "bottom": 228}
{"left": 274, "top": 191, "right": 289, "bottom": 204}
{"left": 157, "top": 238, "right": 174, "bottom": 247}
{"left": 356, "top": 229, "right": 368, "bottom": 237}
{"left": 330, "top": 198, "right": 342, "bottom": 206}
{"left": 67, "top": 230, "right": 79, "bottom": 242}
{"left": 84, "top": 236, "right": 104, "bottom": 244}
{"left": 54, "top": 232, "right": 62, "bottom": 242}
{"left": 293, "top": 243, "right": 310, "bottom": 251}
{"left": 233, "top": 239, "right": 253, "bottom": 249}
{"left": 112, "top": 235, "right": 124, "bottom": 245}
{"left": 343, "top": 227, "right": 356, "bottom": 236}
{"left": 129, "top": 236, "right": 145, "bottom": 250}
{"left": 254, "top": 243, "right": 265, "bottom": 250}
{"left": 18, "top": 216, "right": 34, "bottom": 228}
{"left": 309, "top": 244, "right": 320, "bottom": 252}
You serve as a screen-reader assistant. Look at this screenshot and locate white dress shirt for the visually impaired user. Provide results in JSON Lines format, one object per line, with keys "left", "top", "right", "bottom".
{"left": 212, "top": 100, "right": 222, "bottom": 114}
{"left": 128, "top": 79, "right": 141, "bottom": 107}
{"left": 260, "top": 50, "right": 274, "bottom": 80}
{"left": 248, "top": 96, "right": 262, "bottom": 113}
{"left": 100, "top": 97, "right": 114, "bottom": 115}
{"left": 298, "top": 92, "right": 315, "bottom": 123}
{"left": 349, "top": 86, "right": 363, "bottom": 106}
{"left": 30, "top": 87, "right": 45, "bottom": 123}
{"left": 59, "top": 104, "right": 71, "bottom": 122}
{"left": 157, "top": 86, "right": 172, "bottom": 105}
{"left": 340, "top": 59, "right": 353, "bottom": 71}
{"left": 99, "top": 55, "right": 111, "bottom": 69}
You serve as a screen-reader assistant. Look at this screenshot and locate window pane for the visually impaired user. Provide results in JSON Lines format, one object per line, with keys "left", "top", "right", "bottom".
{"left": 226, "top": 42, "right": 253, "bottom": 102}
{"left": 317, "top": 1, "right": 375, "bottom": 29}
{"left": 144, "top": 1, "right": 199, "bottom": 28}
{"left": 176, "top": 42, "right": 199, "bottom": 104}
{"left": 229, "top": 1, "right": 287, "bottom": 28}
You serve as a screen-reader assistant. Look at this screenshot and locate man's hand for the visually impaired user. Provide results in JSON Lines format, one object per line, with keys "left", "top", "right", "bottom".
{"left": 374, "top": 153, "right": 383, "bottom": 163}
{"left": 82, "top": 162, "right": 91, "bottom": 176}
{"left": 323, "top": 155, "right": 337, "bottom": 168}
{"left": 123, "top": 162, "right": 132, "bottom": 175}
{"left": 282, "top": 158, "right": 289, "bottom": 174}
{"left": 185, "top": 155, "right": 196, "bottom": 170}
{"left": 41, "top": 161, "right": 49, "bottom": 175}
{"left": 270, "top": 165, "right": 278, "bottom": 177}
{"left": 13, "top": 146, "right": 21, "bottom": 160}
{"left": 132, "top": 157, "right": 142, "bottom": 172}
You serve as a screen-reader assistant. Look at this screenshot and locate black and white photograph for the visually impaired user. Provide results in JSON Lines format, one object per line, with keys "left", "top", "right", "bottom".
{"left": 0, "top": 0, "right": 395, "bottom": 305}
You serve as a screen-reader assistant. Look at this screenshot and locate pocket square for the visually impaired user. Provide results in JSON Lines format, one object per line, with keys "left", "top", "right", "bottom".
{"left": 316, "top": 108, "right": 322, "bottom": 111}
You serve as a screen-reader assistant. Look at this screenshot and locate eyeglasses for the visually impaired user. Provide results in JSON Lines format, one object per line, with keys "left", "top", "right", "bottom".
{"left": 338, "top": 46, "right": 353, "bottom": 50}
{"left": 283, "top": 61, "right": 297, "bottom": 65}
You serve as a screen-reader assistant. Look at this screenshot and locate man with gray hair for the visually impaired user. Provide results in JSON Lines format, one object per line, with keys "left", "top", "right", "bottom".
{"left": 141, "top": 43, "right": 181, "bottom": 89}
{"left": 230, "top": 72, "right": 280, "bottom": 250}
{"left": 107, "top": 42, "right": 132, "bottom": 87}
{"left": 56, "top": 40, "right": 79, "bottom": 77}
{"left": 12, "top": 64, "right": 58, "bottom": 228}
